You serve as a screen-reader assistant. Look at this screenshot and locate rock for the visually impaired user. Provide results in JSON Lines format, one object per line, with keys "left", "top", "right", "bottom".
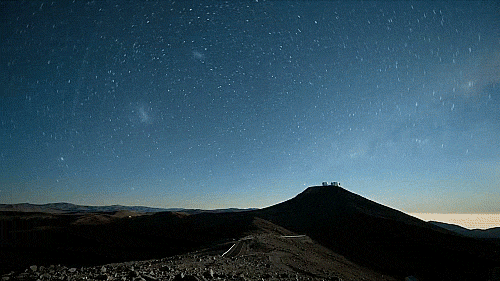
{"left": 141, "top": 274, "right": 157, "bottom": 281}
{"left": 128, "top": 270, "right": 139, "bottom": 277}
{"left": 172, "top": 274, "right": 183, "bottom": 281}
{"left": 279, "top": 273, "right": 289, "bottom": 278}
{"left": 2, "top": 276, "right": 10, "bottom": 281}
{"left": 30, "top": 265, "right": 38, "bottom": 272}
{"left": 40, "top": 273, "right": 51, "bottom": 279}
{"left": 95, "top": 274, "right": 108, "bottom": 280}
{"left": 100, "top": 266, "right": 107, "bottom": 273}
{"left": 68, "top": 268, "right": 77, "bottom": 273}
{"left": 173, "top": 273, "right": 199, "bottom": 281}
{"left": 182, "top": 275, "right": 199, "bottom": 281}
{"left": 159, "top": 265, "right": 171, "bottom": 272}
{"left": 202, "top": 269, "right": 214, "bottom": 279}
{"left": 16, "top": 273, "right": 30, "bottom": 279}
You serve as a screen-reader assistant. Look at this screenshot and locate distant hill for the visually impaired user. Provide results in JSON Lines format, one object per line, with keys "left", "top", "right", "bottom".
{"left": 430, "top": 221, "right": 500, "bottom": 239}
{"left": 0, "top": 203, "right": 255, "bottom": 214}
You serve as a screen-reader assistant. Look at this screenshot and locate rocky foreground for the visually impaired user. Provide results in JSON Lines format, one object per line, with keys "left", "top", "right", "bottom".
{"left": 1, "top": 231, "right": 395, "bottom": 281}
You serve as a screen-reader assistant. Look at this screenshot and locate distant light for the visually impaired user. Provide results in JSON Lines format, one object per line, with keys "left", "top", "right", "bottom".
{"left": 409, "top": 213, "right": 500, "bottom": 230}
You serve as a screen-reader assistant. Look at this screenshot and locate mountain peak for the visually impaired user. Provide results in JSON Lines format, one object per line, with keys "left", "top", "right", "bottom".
{"left": 256, "top": 185, "right": 484, "bottom": 279}
{"left": 262, "top": 184, "right": 428, "bottom": 228}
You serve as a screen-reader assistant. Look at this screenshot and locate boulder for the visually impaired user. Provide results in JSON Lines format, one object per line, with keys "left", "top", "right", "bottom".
{"left": 173, "top": 273, "right": 199, "bottom": 281}
{"left": 202, "top": 269, "right": 214, "bottom": 279}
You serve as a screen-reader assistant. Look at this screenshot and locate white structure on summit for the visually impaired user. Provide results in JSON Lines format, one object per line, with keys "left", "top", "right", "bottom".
{"left": 322, "top": 181, "right": 341, "bottom": 187}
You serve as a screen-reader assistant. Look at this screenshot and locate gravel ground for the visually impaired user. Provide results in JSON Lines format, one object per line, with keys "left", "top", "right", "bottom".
{"left": 2, "top": 232, "right": 396, "bottom": 281}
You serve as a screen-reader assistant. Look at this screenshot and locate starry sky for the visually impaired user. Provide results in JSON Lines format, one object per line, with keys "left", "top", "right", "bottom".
{"left": 1, "top": 1, "right": 499, "bottom": 213}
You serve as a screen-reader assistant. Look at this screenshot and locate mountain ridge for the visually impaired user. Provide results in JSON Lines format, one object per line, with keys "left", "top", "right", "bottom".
{"left": 0, "top": 202, "right": 256, "bottom": 214}
{"left": 430, "top": 220, "right": 500, "bottom": 239}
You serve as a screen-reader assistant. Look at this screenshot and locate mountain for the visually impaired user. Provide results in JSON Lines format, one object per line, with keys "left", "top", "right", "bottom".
{"left": 2, "top": 185, "right": 500, "bottom": 280}
{"left": 255, "top": 185, "right": 500, "bottom": 280}
{"left": 0, "top": 203, "right": 255, "bottom": 214}
{"left": 430, "top": 221, "right": 500, "bottom": 239}
{"left": 0, "top": 203, "right": 171, "bottom": 213}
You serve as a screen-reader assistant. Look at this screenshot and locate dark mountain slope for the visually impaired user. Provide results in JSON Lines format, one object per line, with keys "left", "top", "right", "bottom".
{"left": 255, "top": 185, "right": 500, "bottom": 280}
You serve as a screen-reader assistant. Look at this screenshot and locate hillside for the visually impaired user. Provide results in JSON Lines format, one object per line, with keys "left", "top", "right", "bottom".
{"left": 2, "top": 186, "right": 500, "bottom": 280}
{"left": 255, "top": 185, "right": 500, "bottom": 280}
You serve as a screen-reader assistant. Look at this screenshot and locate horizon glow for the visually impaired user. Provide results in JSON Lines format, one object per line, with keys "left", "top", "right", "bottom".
{"left": 409, "top": 213, "right": 500, "bottom": 230}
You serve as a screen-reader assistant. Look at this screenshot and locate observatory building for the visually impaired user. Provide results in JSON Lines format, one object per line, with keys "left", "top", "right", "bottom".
{"left": 322, "top": 181, "right": 341, "bottom": 187}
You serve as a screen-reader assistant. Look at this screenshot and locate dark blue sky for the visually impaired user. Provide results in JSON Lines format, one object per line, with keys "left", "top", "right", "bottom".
{"left": 1, "top": 1, "right": 499, "bottom": 213}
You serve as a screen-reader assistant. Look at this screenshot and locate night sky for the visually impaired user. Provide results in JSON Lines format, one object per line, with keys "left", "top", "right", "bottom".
{"left": 1, "top": 1, "right": 499, "bottom": 213}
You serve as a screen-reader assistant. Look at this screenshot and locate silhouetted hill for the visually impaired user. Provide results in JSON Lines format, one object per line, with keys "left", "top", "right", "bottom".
{"left": 430, "top": 221, "right": 500, "bottom": 239}
{"left": 255, "top": 185, "right": 500, "bottom": 280}
{"left": 0, "top": 203, "right": 171, "bottom": 213}
{"left": 0, "top": 203, "right": 255, "bottom": 214}
{"left": 2, "top": 186, "right": 500, "bottom": 280}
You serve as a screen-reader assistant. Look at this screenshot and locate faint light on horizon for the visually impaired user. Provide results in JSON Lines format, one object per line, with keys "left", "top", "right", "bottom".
{"left": 408, "top": 213, "right": 500, "bottom": 230}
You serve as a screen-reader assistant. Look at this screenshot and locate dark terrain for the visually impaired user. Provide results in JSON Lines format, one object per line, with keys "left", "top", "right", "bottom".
{"left": 429, "top": 221, "right": 500, "bottom": 239}
{"left": 2, "top": 185, "right": 499, "bottom": 280}
{"left": 0, "top": 202, "right": 254, "bottom": 214}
